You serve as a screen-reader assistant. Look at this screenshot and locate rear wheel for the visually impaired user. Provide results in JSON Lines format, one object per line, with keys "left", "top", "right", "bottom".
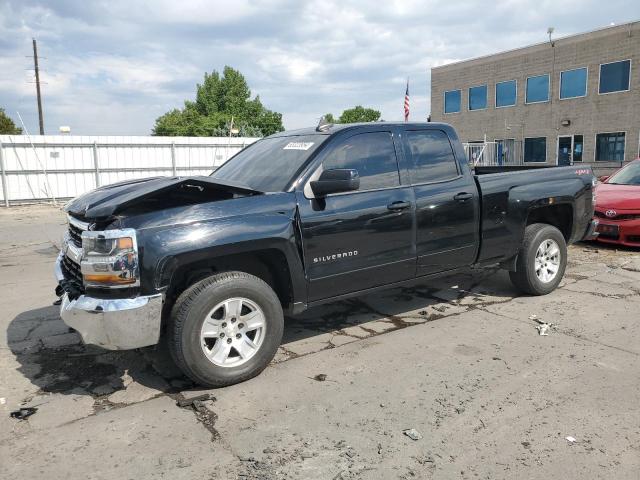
{"left": 168, "top": 271, "right": 284, "bottom": 387}
{"left": 509, "top": 223, "right": 567, "bottom": 295}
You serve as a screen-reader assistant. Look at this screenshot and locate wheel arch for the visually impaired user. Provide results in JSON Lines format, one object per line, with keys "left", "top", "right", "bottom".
{"left": 525, "top": 203, "right": 574, "bottom": 241}
{"left": 164, "top": 247, "right": 297, "bottom": 310}
{"left": 501, "top": 204, "right": 573, "bottom": 271}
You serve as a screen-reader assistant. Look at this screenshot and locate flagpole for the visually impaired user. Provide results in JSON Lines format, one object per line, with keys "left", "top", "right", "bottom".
{"left": 404, "top": 77, "right": 410, "bottom": 122}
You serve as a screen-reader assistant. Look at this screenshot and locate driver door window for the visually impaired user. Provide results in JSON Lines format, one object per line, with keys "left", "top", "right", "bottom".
{"left": 322, "top": 132, "right": 400, "bottom": 191}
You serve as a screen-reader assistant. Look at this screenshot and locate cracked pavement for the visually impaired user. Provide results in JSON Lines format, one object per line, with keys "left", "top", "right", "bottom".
{"left": 0, "top": 205, "right": 639, "bottom": 479}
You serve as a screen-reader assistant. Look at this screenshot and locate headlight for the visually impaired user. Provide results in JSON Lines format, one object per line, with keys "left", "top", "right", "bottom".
{"left": 81, "top": 229, "right": 139, "bottom": 288}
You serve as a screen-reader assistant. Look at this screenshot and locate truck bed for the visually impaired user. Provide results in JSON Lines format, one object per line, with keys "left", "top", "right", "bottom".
{"left": 473, "top": 165, "right": 595, "bottom": 265}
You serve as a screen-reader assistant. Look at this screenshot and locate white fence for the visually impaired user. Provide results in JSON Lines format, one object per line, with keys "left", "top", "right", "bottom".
{"left": 464, "top": 140, "right": 525, "bottom": 167}
{"left": 0, "top": 135, "right": 259, "bottom": 206}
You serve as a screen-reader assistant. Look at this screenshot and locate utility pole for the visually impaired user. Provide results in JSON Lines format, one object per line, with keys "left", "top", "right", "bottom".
{"left": 32, "top": 38, "right": 44, "bottom": 135}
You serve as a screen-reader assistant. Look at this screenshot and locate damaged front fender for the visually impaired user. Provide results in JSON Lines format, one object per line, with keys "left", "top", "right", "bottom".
{"left": 131, "top": 192, "right": 307, "bottom": 307}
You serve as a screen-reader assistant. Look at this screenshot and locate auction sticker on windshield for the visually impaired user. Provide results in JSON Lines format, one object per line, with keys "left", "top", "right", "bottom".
{"left": 284, "top": 142, "right": 314, "bottom": 150}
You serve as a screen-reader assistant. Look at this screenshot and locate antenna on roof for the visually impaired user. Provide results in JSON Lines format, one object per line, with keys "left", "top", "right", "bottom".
{"left": 547, "top": 27, "right": 555, "bottom": 47}
{"left": 316, "top": 115, "right": 333, "bottom": 132}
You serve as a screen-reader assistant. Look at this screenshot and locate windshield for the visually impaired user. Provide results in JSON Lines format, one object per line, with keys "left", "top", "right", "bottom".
{"left": 607, "top": 162, "right": 640, "bottom": 186}
{"left": 211, "top": 135, "right": 326, "bottom": 192}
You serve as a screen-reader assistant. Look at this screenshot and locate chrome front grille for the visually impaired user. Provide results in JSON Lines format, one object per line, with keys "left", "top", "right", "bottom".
{"left": 61, "top": 254, "right": 83, "bottom": 285}
{"left": 68, "top": 223, "right": 83, "bottom": 247}
{"left": 59, "top": 215, "right": 89, "bottom": 298}
{"left": 67, "top": 215, "right": 89, "bottom": 248}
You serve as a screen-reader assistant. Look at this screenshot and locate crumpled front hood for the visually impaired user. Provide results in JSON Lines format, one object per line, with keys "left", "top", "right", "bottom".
{"left": 64, "top": 176, "right": 260, "bottom": 220}
{"left": 595, "top": 183, "right": 640, "bottom": 211}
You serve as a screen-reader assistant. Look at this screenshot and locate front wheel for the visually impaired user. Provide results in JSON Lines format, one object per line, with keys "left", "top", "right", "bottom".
{"left": 168, "top": 272, "right": 284, "bottom": 387}
{"left": 509, "top": 223, "right": 567, "bottom": 295}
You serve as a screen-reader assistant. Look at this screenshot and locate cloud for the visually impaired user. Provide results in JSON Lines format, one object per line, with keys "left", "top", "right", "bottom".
{"left": 0, "top": 0, "right": 638, "bottom": 134}
{"left": 257, "top": 50, "right": 324, "bottom": 82}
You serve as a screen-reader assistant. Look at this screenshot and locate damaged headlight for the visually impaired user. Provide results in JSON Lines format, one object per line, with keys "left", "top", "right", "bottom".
{"left": 81, "top": 229, "right": 139, "bottom": 288}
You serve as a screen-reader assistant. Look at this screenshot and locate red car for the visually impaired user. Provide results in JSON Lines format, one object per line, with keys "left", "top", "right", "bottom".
{"left": 594, "top": 159, "right": 640, "bottom": 247}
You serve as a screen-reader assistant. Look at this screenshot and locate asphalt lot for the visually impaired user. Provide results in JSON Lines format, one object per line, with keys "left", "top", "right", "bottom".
{"left": 0, "top": 205, "right": 639, "bottom": 479}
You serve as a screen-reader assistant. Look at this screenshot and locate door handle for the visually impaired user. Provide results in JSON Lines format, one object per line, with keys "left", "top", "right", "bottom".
{"left": 387, "top": 201, "right": 411, "bottom": 211}
{"left": 454, "top": 192, "right": 473, "bottom": 202}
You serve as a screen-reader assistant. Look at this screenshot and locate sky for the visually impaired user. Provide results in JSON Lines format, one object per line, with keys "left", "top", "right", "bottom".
{"left": 0, "top": 1, "right": 638, "bottom": 135}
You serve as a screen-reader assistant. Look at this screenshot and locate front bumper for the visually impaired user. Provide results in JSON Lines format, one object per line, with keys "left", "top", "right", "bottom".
{"left": 594, "top": 218, "right": 640, "bottom": 247}
{"left": 583, "top": 219, "right": 599, "bottom": 241}
{"left": 56, "top": 254, "right": 163, "bottom": 350}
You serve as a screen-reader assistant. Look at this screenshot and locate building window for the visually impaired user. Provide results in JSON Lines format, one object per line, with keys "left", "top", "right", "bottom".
{"left": 524, "top": 137, "right": 547, "bottom": 162}
{"left": 444, "top": 90, "right": 461, "bottom": 113}
{"left": 595, "top": 132, "right": 625, "bottom": 162}
{"left": 560, "top": 67, "right": 588, "bottom": 99}
{"left": 495, "top": 80, "right": 516, "bottom": 107}
{"left": 526, "top": 74, "right": 550, "bottom": 103}
{"left": 468, "top": 85, "right": 487, "bottom": 110}
{"left": 599, "top": 60, "right": 631, "bottom": 94}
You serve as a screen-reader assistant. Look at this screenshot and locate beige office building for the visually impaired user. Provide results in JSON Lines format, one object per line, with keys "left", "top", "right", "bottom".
{"left": 430, "top": 21, "right": 640, "bottom": 174}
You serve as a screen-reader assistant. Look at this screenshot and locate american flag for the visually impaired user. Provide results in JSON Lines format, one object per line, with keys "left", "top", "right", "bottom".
{"left": 404, "top": 79, "right": 410, "bottom": 122}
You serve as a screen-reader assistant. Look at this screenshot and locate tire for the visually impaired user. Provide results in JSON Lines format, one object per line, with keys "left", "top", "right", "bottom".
{"left": 509, "top": 223, "right": 567, "bottom": 296}
{"left": 168, "top": 271, "right": 284, "bottom": 387}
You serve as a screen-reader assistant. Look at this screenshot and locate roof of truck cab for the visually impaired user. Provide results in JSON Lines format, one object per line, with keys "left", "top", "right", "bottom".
{"left": 268, "top": 122, "right": 453, "bottom": 138}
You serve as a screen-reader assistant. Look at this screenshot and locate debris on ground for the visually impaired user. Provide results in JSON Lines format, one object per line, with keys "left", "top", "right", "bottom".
{"left": 536, "top": 323, "right": 552, "bottom": 336}
{"left": 529, "top": 314, "right": 555, "bottom": 335}
{"left": 343, "top": 449, "right": 356, "bottom": 458}
{"left": 403, "top": 428, "right": 423, "bottom": 441}
{"left": 565, "top": 436, "right": 577, "bottom": 443}
{"left": 0, "top": 397, "right": 6, "bottom": 405}
{"left": 175, "top": 393, "right": 216, "bottom": 408}
{"left": 10, "top": 407, "right": 38, "bottom": 420}
{"left": 312, "top": 374, "right": 327, "bottom": 382}
{"left": 433, "top": 305, "right": 448, "bottom": 313}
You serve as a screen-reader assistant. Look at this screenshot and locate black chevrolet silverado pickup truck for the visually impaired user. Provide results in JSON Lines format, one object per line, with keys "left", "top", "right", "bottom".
{"left": 55, "top": 121, "right": 598, "bottom": 386}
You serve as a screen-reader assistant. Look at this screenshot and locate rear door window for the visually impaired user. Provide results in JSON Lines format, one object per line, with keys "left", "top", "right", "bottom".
{"left": 405, "top": 130, "right": 459, "bottom": 184}
{"left": 322, "top": 132, "right": 401, "bottom": 191}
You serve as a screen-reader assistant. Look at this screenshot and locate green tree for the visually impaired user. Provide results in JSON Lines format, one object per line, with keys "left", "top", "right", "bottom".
{"left": 153, "top": 66, "right": 284, "bottom": 137}
{"left": 0, "top": 108, "right": 22, "bottom": 134}
{"left": 323, "top": 113, "right": 337, "bottom": 124}
{"left": 323, "top": 106, "right": 381, "bottom": 124}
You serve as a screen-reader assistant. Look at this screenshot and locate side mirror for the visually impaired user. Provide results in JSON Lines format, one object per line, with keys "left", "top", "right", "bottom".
{"left": 310, "top": 169, "right": 360, "bottom": 197}
{"left": 598, "top": 175, "right": 609, "bottom": 183}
